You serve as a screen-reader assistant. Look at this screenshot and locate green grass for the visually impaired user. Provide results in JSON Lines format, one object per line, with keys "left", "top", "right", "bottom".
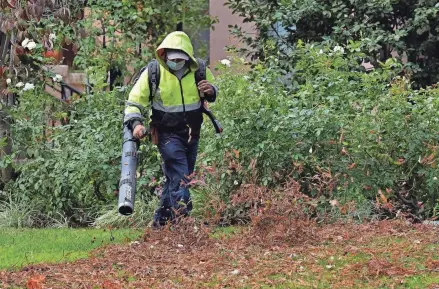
{"left": 0, "top": 228, "right": 143, "bottom": 270}
{"left": 403, "top": 274, "right": 439, "bottom": 288}
{"left": 209, "top": 226, "right": 243, "bottom": 239}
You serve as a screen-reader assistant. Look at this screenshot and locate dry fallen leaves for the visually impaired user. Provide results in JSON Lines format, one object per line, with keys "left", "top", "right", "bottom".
{"left": 0, "top": 220, "right": 435, "bottom": 289}
{"left": 26, "top": 275, "right": 46, "bottom": 289}
{"left": 102, "top": 280, "right": 120, "bottom": 289}
{"left": 1, "top": 184, "right": 438, "bottom": 289}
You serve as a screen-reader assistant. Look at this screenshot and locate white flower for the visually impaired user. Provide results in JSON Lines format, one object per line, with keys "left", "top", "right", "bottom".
{"left": 220, "top": 59, "right": 231, "bottom": 67}
{"left": 49, "top": 33, "right": 56, "bottom": 40}
{"left": 15, "top": 82, "right": 24, "bottom": 88}
{"left": 434, "top": 177, "right": 438, "bottom": 181}
{"left": 23, "top": 83, "right": 35, "bottom": 91}
{"left": 6, "top": 78, "right": 11, "bottom": 85}
{"left": 21, "top": 38, "right": 30, "bottom": 48}
{"left": 53, "top": 74, "right": 63, "bottom": 82}
{"left": 333, "top": 45, "right": 345, "bottom": 54}
{"left": 309, "top": 147, "right": 313, "bottom": 153}
{"left": 319, "top": 49, "right": 324, "bottom": 54}
{"left": 21, "top": 38, "right": 37, "bottom": 50}
{"left": 234, "top": 180, "right": 239, "bottom": 185}
{"left": 26, "top": 41, "right": 37, "bottom": 50}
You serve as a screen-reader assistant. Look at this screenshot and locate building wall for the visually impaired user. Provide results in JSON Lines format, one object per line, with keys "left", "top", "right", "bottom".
{"left": 209, "top": 0, "right": 256, "bottom": 65}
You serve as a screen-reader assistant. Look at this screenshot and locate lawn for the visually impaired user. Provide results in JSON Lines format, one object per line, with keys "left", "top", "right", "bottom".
{"left": 1, "top": 220, "right": 439, "bottom": 288}
{"left": 0, "top": 228, "right": 143, "bottom": 270}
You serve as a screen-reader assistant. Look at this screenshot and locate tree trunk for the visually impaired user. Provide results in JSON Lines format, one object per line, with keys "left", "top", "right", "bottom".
{"left": 0, "top": 108, "right": 12, "bottom": 185}
{"left": 0, "top": 31, "right": 13, "bottom": 185}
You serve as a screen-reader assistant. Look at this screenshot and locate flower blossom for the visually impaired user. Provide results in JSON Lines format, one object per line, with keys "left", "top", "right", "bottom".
{"left": 26, "top": 41, "right": 37, "bottom": 50}
{"left": 23, "top": 83, "right": 35, "bottom": 91}
{"left": 333, "top": 46, "right": 345, "bottom": 54}
{"left": 53, "top": 74, "right": 63, "bottom": 82}
{"left": 220, "top": 59, "right": 231, "bottom": 67}
{"left": 21, "top": 38, "right": 37, "bottom": 50}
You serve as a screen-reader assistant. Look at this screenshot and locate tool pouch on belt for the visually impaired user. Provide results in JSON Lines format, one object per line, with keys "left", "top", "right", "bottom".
{"left": 150, "top": 126, "right": 159, "bottom": 145}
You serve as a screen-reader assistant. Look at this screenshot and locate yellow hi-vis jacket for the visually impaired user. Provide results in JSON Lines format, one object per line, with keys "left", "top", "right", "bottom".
{"left": 124, "top": 31, "right": 217, "bottom": 138}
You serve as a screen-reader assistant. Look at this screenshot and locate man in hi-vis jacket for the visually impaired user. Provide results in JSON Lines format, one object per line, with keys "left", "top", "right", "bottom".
{"left": 124, "top": 31, "right": 218, "bottom": 227}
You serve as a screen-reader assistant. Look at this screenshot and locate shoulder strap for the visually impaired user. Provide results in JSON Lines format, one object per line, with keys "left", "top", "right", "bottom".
{"left": 131, "top": 60, "right": 160, "bottom": 103}
{"left": 132, "top": 65, "right": 147, "bottom": 85}
{"left": 195, "top": 58, "right": 206, "bottom": 84}
{"left": 148, "top": 59, "right": 160, "bottom": 103}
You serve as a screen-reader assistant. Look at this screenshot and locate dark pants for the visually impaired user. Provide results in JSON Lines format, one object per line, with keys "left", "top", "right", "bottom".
{"left": 153, "top": 132, "right": 199, "bottom": 226}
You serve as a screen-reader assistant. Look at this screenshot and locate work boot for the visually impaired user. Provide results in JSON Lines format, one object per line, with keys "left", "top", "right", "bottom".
{"left": 152, "top": 207, "right": 172, "bottom": 229}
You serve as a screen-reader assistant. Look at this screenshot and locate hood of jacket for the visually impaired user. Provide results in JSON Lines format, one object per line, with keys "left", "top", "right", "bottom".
{"left": 156, "top": 31, "right": 198, "bottom": 71}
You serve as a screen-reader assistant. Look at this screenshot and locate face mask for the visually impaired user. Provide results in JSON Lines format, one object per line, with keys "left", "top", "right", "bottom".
{"left": 167, "top": 60, "right": 185, "bottom": 71}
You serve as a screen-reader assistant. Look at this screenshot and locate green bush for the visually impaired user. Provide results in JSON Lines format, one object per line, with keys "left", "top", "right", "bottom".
{"left": 226, "top": 0, "right": 439, "bottom": 88}
{"left": 4, "top": 42, "right": 439, "bottom": 226}
{"left": 6, "top": 87, "right": 161, "bottom": 225}
{"left": 199, "top": 43, "right": 439, "bottom": 219}
{"left": 0, "top": 190, "right": 40, "bottom": 228}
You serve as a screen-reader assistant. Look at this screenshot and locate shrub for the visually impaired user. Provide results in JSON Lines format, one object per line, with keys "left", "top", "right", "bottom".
{"left": 7, "top": 87, "right": 161, "bottom": 225}
{"left": 226, "top": 0, "right": 439, "bottom": 88}
{"left": 5, "top": 42, "right": 439, "bottom": 225}
{"left": 199, "top": 43, "right": 439, "bottom": 219}
{"left": 0, "top": 190, "right": 39, "bottom": 228}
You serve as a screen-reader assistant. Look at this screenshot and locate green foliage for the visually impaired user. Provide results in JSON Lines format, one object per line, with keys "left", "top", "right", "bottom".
{"left": 6, "top": 87, "right": 162, "bottom": 224}
{"left": 199, "top": 43, "right": 439, "bottom": 218}
{"left": 8, "top": 90, "right": 115, "bottom": 221}
{"left": 92, "top": 198, "right": 158, "bottom": 229}
{"left": 226, "top": 0, "right": 439, "bottom": 88}
{"left": 0, "top": 0, "right": 214, "bottom": 227}
{"left": 74, "top": 0, "right": 215, "bottom": 74}
{"left": 4, "top": 0, "right": 439, "bottom": 225}
{"left": 1, "top": 0, "right": 214, "bottom": 80}
{"left": 0, "top": 190, "right": 39, "bottom": 228}
{"left": 5, "top": 41, "right": 439, "bottom": 225}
